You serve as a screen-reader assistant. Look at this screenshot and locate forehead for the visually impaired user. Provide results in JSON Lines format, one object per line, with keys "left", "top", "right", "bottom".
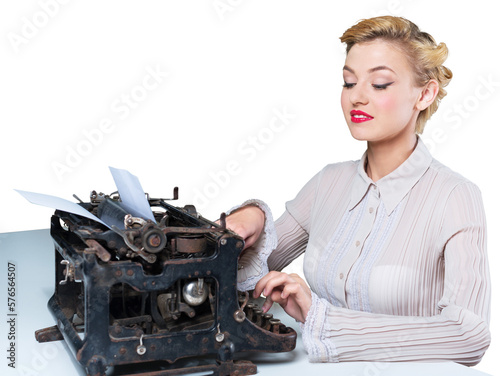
{"left": 344, "top": 39, "right": 412, "bottom": 75}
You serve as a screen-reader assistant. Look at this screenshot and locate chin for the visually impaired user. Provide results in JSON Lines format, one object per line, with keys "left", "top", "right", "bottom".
{"left": 347, "top": 125, "right": 375, "bottom": 142}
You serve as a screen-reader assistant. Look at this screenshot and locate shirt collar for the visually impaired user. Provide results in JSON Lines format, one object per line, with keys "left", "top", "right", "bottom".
{"left": 349, "top": 137, "right": 433, "bottom": 215}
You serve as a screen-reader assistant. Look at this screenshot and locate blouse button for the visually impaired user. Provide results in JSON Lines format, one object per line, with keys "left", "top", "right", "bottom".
{"left": 355, "top": 240, "right": 360, "bottom": 247}
{"left": 369, "top": 207, "right": 374, "bottom": 214}
{"left": 339, "top": 273, "right": 344, "bottom": 280}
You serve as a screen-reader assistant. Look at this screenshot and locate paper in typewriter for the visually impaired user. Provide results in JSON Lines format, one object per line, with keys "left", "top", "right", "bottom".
{"left": 15, "top": 189, "right": 110, "bottom": 228}
{"left": 16, "top": 167, "right": 156, "bottom": 228}
{"left": 108, "top": 167, "right": 155, "bottom": 222}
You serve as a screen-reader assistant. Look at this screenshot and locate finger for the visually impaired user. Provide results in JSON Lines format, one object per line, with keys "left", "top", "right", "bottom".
{"left": 281, "top": 279, "right": 312, "bottom": 308}
{"left": 242, "top": 232, "right": 260, "bottom": 249}
{"left": 225, "top": 221, "right": 252, "bottom": 240}
{"left": 261, "top": 294, "right": 274, "bottom": 313}
{"left": 261, "top": 273, "right": 295, "bottom": 297}
{"left": 262, "top": 289, "right": 286, "bottom": 313}
{"left": 280, "top": 283, "right": 312, "bottom": 322}
{"left": 253, "top": 271, "right": 282, "bottom": 298}
{"left": 280, "top": 282, "right": 302, "bottom": 300}
{"left": 254, "top": 272, "right": 293, "bottom": 299}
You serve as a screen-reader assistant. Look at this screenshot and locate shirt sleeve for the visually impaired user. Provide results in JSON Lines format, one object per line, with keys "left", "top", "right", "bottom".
{"left": 233, "top": 201, "right": 310, "bottom": 290}
{"left": 268, "top": 167, "right": 325, "bottom": 271}
{"left": 301, "top": 181, "right": 491, "bottom": 366}
{"left": 229, "top": 199, "right": 277, "bottom": 292}
{"left": 233, "top": 167, "right": 323, "bottom": 289}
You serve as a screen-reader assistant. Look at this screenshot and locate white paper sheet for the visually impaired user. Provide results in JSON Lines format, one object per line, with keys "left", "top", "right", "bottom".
{"left": 16, "top": 167, "right": 155, "bottom": 229}
{"left": 109, "top": 167, "right": 156, "bottom": 222}
{"left": 15, "top": 189, "right": 110, "bottom": 228}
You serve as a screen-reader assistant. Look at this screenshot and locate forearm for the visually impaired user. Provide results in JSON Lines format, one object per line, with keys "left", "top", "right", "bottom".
{"left": 302, "top": 292, "right": 491, "bottom": 365}
{"left": 228, "top": 200, "right": 309, "bottom": 291}
{"left": 226, "top": 199, "right": 277, "bottom": 291}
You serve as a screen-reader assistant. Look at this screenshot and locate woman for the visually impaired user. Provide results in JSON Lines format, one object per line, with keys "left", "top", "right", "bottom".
{"left": 226, "top": 16, "right": 491, "bottom": 365}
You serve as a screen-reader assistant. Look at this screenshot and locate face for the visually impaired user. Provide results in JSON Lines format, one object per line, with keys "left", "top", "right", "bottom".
{"left": 341, "top": 39, "right": 424, "bottom": 143}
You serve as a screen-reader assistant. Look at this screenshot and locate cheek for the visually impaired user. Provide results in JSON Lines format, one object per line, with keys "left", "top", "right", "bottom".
{"left": 340, "top": 92, "right": 352, "bottom": 123}
{"left": 375, "top": 94, "right": 399, "bottom": 112}
{"left": 374, "top": 93, "right": 413, "bottom": 122}
{"left": 340, "top": 91, "right": 350, "bottom": 112}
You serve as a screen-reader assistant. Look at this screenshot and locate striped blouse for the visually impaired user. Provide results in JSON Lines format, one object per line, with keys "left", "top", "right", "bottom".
{"left": 236, "top": 137, "right": 491, "bottom": 365}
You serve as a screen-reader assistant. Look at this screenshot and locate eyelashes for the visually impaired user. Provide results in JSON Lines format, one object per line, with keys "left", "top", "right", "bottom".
{"left": 372, "top": 82, "right": 395, "bottom": 90}
{"left": 343, "top": 82, "right": 395, "bottom": 90}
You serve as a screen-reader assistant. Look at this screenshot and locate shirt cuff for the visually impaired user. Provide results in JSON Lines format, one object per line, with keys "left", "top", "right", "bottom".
{"left": 226, "top": 199, "right": 277, "bottom": 291}
{"left": 300, "top": 292, "right": 339, "bottom": 362}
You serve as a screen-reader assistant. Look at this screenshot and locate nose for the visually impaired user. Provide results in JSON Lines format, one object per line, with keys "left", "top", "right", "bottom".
{"left": 349, "top": 84, "right": 368, "bottom": 106}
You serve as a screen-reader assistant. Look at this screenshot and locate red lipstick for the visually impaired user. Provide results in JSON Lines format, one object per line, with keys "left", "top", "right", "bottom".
{"left": 350, "top": 110, "right": 373, "bottom": 123}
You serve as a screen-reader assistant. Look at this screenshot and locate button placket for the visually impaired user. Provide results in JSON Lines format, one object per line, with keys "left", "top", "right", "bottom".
{"left": 337, "top": 188, "right": 381, "bottom": 307}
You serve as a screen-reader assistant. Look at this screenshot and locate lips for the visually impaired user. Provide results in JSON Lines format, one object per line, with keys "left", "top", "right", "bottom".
{"left": 350, "top": 110, "right": 373, "bottom": 123}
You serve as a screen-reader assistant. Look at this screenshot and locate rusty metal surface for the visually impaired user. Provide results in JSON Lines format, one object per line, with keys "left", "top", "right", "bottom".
{"left": 36, "top": 191, "right": 297, "bottom": 376}
{"left": 35, "top": 325, "right": 64, "bottom": 342}
{"left": 84, "top": 238, "right": 111, "bottom": 262}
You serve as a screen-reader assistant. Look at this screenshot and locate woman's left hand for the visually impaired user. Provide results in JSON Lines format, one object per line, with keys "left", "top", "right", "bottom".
{"left": 253, "top": 271, "right": 312, "bottom": 323}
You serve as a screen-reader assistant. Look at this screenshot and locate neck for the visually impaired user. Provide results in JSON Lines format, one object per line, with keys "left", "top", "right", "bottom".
{"left": 365, "top": 134, "right": 418, "bottom": 182}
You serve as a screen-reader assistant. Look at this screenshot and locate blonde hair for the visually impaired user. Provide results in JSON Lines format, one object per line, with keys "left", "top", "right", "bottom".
{"left": 340, "top": 16, "right": 452, "bottom": 134}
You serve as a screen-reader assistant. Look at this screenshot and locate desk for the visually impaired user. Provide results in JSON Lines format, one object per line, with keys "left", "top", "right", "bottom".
{"left": 0, "top": 229, "right": 492, "bottom": 376}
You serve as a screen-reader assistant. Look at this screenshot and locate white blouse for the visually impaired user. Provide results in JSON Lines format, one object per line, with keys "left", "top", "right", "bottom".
{"left": 235, "top": 138, "right": 491, "bottom": 365}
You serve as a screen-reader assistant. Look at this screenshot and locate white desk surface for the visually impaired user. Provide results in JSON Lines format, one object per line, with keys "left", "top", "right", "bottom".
{"left": 0, "top": 229, "right": 493, "bottom": 376}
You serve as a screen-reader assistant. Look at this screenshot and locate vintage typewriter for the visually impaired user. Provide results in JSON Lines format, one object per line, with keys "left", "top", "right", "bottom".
{"left": 35, "top": 187, "right": 297, "bottom": 376}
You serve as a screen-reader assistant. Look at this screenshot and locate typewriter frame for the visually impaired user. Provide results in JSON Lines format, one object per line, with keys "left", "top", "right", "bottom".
{"left": 35, "top": 195, "right": 296, "bottom": 376}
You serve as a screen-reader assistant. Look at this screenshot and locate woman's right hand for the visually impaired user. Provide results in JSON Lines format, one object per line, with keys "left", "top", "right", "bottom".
{"left": 224, "top": 205, "right": 265, "bottom": 250}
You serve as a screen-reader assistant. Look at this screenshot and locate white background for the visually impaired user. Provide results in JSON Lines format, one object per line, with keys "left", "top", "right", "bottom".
{"left": 0, "top": 0, "right": 498, "bottom": 375}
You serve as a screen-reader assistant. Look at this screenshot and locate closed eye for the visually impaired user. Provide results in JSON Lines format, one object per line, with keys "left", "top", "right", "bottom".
{"left": 343, "top": 82, "right": 355, "bottom": 89}
{"left": 372, "top": 82, "right": 395, "bottom": 90}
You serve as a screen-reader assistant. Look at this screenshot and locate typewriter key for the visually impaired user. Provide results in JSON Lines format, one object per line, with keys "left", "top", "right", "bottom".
{"left": 245, "top": 303, "right": 256, "bottom": 321}
{"left": 269, "top": 318, "right": 281, "bottom": 334}
{"left": 253, "top": 309, "right": 263, "bottom": 327}
{"left": 263, "top": 313, "right": 273, "bottom": 331}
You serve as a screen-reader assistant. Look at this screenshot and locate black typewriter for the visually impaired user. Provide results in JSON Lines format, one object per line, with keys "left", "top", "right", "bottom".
{"left": 35, "top": 188, "right": 296, "bottom": 376}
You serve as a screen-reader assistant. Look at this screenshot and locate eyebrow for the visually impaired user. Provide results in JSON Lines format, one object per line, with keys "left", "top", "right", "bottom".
{"left": 343, "top": 65, "right": 396, "bottom": 74}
